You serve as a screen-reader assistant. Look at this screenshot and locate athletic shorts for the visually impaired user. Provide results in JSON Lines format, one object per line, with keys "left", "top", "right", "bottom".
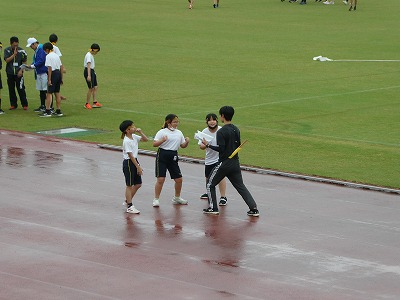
{"left": 47, "top": 70, "right": 61, "bottom": 94}
{"left": 36, "top": 73, "right": 48, "bottom": 91}
{"left": 205, "top": 162, "right": 219, "bottom": 178}
{"left": 123, "top": 159, "right": 142, "bottom": 186}
{"left": 155, "top": 148, "right": 182, "bottom": 179}
{"left": 84, "top": 68, "right": 97, "bottom": 89}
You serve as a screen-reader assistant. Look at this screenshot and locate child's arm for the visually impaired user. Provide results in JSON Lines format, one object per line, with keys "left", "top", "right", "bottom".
{"left": 153, "top": 135, "right": 167, "bottom": 147}
{"left": 47, "top": 66, "right": 52, "bottom": 86}
{"left": 86, "top": 62, "right": 91, "bottom": 82}
{"left": 180, "top": 137, "right": 190, "bottom": 149}
{"left": 135, "top": 128, "right": 149, "bottom": 142}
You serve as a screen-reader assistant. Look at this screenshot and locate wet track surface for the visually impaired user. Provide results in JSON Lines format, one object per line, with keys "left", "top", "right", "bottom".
{"left": 1, "top": 130, "right": 399, "bottom": 300}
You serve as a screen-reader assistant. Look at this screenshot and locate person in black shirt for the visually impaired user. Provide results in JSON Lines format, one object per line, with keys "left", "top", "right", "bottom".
{"left": 3, "top": 36, "right": 28, "bottom": 110}
{"left": 202, "top": 106, "right": 259, "bottom": 217}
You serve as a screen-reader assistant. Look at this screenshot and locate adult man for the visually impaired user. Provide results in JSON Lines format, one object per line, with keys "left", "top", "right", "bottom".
{"left": 3, "top": 36, "right": 28, "bottom": 110}
{"left": 202, "top": 106, "right": 259, "bottom": 217}
{"left": 26, "top": 37, "right": 48, "bottom": 112}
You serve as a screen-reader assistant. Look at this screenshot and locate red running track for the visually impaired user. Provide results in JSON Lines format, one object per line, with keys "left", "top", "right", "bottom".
{"left": 1, "top": 130, "right": 399, "bottom": 300}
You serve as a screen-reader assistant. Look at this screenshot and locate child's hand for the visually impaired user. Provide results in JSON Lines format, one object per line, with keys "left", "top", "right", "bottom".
{"left": 136, "top": 128, "right": 142, "bottom": 133}
{"left": 163, "top": 135, "right": 168, "bottom": 142}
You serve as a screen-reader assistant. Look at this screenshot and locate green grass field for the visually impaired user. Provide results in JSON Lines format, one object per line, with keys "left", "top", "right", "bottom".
{"left": 1, "top": 0, "right": 399, "bottom": 188}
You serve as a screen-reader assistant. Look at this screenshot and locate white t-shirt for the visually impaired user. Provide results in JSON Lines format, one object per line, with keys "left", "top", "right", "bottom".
{"left": 84, "top": 52, "right": 95, "bottom": 69}
{"left": 52, "top": 45, "right": 62, "bottom": 57}
{"left": 122, "top": 134, "right": 141, "bottom": 160}
{"left": 154, "top": 128, "right": 185, "bottom": 151}
{"left": 198, "top": 126, "right": 221, "bottom": 165}
{"left": 45, "top": 52, "right": 62, "bottom": 70}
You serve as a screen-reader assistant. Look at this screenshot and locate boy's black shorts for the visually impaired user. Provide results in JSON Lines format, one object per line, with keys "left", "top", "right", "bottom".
{"left": 205, "top": 162, "right": 219, "bottom": 178}
{"left": 123, "top": 159, "right": 142, "bottom": 186}
{"left": 155, "top": 148, "right": 182, "bottom": 179}
{"left": 84, "top": 68, "right": 97, "bottom": 89}
{"left": 47, "top": 70, "right": 61, "bottom": 94}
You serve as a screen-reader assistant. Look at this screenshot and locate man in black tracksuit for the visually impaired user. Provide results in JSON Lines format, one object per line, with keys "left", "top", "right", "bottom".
{"left": 202, "top": 106, "right": 259, "bottom": 217}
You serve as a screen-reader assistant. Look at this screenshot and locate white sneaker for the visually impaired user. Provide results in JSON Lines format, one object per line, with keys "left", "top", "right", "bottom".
{"left": 172, "top": 197, "right": 188, "bottom": 205}
{"left": 153, "top": 199, "right": 160, "bottom": 207}
{"left": 126, "top": 206, "right": 140, "bottom": 214}
{"left": 323, "top": 0, "right": 333, "bottom": 4}
{"left": 343, "top": 0, "right": 348, "bottom": 4}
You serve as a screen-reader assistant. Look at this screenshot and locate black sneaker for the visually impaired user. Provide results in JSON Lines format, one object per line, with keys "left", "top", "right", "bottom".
{"left": 219, "top": 197, "right": 227, "bottom": 206}
{"left": 200, "top": 193, "right": 208, "bottom": 200}
{"left": 203, "top": 207, "right": 219, "bottom": 215}
{"left": 54, "top": 109, "right": 63, "bottom": 117}
{"left": 34, "top": 106, "right": 45, "bottom": 112}
{"left": 0, "top": 109, "right": 4, "bottom": 115}
{"left": 247, "top": 209, "right": 260, "bottom": 217}
{"left": 39, "top": 111, "right": 52, "bottom": 117}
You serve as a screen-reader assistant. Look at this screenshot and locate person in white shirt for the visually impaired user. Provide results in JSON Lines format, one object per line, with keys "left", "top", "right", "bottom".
{"left": 120, "top": 120, "right": 149, "bottom": 214}
{"left": 40, "top": 42, "right": 64, "bottom": 117}
{"left": 198, "top": 113, "right": 227, "bottom": 205}
{"left": 49, "top": 33, "right": 67, "bottom": 100}
{"left": 152, "top": 114, "right": 190, "bottom": 207}
{"left": 83, "top": 43, "right": 102, "bottom": 109}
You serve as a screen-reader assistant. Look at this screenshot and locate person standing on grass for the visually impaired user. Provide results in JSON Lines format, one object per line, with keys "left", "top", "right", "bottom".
{"left": 201, "top": 106, "right": 259, "bottom": 217}
{"left": 84, "top": 43, "right": 102, "bottom": 109}
{"left": 49, "top": 33, "right": 67, "bottom": 100}
{"left": 40, "top": 43, "right": 64, "bottom": 117}
{"left": 120, "top": 120, "right": 149, "bottom": 214}
{"left": 0, "top": 41, "right": 4, "bottom": 114}
{"left": 26, "top": 37, "right": 48, "bottom": 113}
{"left": 152, "top": 114, "right": 190, "bottom": 207}
{"left": 3, "top": 36, "right": 28, "bottom": 110}
{"left": 198, "top": 113, "right": 228, "bottom": 206}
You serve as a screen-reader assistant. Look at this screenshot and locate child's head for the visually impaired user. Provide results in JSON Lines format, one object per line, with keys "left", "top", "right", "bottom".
{"left": 90, "top": 43, "right": 100, "bottom": 55}
{"left": 163, "top": 114, "right": 179, "bottom": 129}
{"left": 49, "top": 33, "right": 58, "bottom": 44}
{"left": 219, "top": 106, "right": 234, "bottom": 122}
{"left": 205, "top": 113, "right": 218, "bottom": 129}
{"left": 120, "top": 120, "right": 134, "bottom": 139}
{"left": 42, "top": 42, "right": 53, "bottom": 54}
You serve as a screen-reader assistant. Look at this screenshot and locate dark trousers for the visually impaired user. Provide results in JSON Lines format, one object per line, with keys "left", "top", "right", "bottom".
{"left": 207, "top": 158, "right": 257, "bottom": 211}
{"left": 7, "top": 74, "right": 28, "bottom": 107}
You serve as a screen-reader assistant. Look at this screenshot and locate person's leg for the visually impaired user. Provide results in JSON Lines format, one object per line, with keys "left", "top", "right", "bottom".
{"left": 218, "top": 178, "right": 227, "bottom": 197}
{"left": 7, "top": 75, "right": 17, "bottom": 108}
{"left": 173, "top": 177, "right": 183, "bottom": 198}
{"left": 86, "top": 88, "right": 93, "bottom": 104}
{"left": 16, "top": 76, "right": 28, "bottom": 107}
{"left": 126, "top": 184, "right": 142, "bottom": 204}
{"left": 206, "top": 162, "right": 226, "bottom": 211}
{"left": 54, "top": 92, "right": 60, "bottom": 110}
{"left": 155, "top": 177, "right": 166, "bottom": 199}
{"left": 226, "top": 160, "right": 257, "bottom": 210}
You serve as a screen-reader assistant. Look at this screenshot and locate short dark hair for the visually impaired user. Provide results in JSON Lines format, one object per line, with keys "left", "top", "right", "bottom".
{"left": 42, "top": 42, "right": 53, "bottom": 52}
{"left": 10, "top": 36, "right": 19, "bottom": 44}
{"left": 91, "top": 43, "right": 100, "bottom": 51}
{"left": 119, "top": 120, "right": 133, "bottom": 133}
{"left": 49, "top": 33, "right": 58, "bottom": 43}
{"left": 219, "top": 106, "right": 234, "bottom": 121}
{"left": 206, "top": 113, "right": 218, "bottom": 122}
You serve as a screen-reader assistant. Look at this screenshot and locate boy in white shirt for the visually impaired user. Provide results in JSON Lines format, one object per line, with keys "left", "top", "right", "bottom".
{"left": 40, "top": 42, "right": 64, "bottom": 117}
{"left": 120, "top": 120, "right": 149, "bottom": 214}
